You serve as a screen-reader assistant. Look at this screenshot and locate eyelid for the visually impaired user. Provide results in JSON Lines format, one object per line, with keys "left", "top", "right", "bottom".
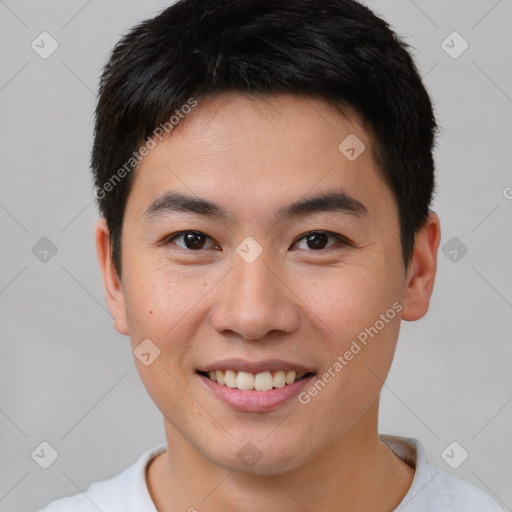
{"left": 164, "top": 230, "right": 219, "bottom": 250}
{"left": 163, "top": 230, "right": 353, "bottom": 251}
{"left": 291, "top": 230, "right": 353, "bottom": 250}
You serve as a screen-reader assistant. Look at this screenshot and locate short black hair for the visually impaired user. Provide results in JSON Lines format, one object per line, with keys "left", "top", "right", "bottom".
{"left": 92, "top": 0, "right": 437, "bottom": 278}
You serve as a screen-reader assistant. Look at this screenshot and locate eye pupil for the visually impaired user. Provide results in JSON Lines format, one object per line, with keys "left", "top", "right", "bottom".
{"left": 306, "top": 232, "right": 328, "bottom": 249}
{"left": 184, "top": 232, "right": 205, "bottom": 249}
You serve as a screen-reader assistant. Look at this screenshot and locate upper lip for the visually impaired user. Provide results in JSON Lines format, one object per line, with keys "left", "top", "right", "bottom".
{"left": 197, "top": 359, "right": 315, "bottom": 374}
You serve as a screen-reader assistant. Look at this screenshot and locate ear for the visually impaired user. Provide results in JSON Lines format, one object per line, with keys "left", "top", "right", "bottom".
{"left": 95, "top": 218, "right": 129, "bottom": 335}
{"left": 401, "top": 212, "right": 441, "bottom": 321}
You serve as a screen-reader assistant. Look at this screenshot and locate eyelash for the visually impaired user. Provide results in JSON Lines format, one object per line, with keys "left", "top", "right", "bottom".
{"left": 163, "top": 230, "right": 353, "bottom": 252}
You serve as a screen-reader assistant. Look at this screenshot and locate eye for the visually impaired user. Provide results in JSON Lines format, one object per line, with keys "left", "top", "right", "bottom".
{"left": 292, "top": 231, "right": 350, "bottom": 251}
{"left": 165, "top": 231, "right": 220, "bottom": 251}
{"left": 163, "top": 230, "right": 351, "bottom": 252}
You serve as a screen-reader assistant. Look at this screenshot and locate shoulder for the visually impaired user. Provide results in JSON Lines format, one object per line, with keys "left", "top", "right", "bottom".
{"left": 421, "top": 465, "right": 504, "bottom": 511}
{"left": 380, "top": 435, "right": 504, "bottom": 512}
{"left": 33, "top": 443, "right": 167, "bottom": 512}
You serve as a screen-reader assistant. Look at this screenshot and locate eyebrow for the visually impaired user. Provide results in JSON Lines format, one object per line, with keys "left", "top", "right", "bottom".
{"left": 142, "top": 189, "right": 368, "bottom": 223}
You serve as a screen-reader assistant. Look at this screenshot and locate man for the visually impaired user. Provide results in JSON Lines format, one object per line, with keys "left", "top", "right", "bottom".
{"left": 37, "top": 0, "right": 503, "bottom": 510}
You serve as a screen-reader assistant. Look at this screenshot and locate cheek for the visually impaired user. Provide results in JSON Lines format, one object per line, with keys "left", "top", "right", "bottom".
{"left": 292, "top": 262, "right": 400, "bottom": 338}
{"left": 121, "top": 253, "right": 204, "bottom": 336}
{"left": 295, "top": 264, "right": 402, "bottom": 394}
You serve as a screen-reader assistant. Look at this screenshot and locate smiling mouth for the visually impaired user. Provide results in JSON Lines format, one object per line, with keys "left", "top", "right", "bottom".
{"left": 197, "top": 369, "right": 315, "bottom": 392}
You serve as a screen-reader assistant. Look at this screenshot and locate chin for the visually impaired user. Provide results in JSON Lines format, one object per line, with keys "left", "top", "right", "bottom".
{"left": 204, "top": 434, "right": 311, "bottom": 475}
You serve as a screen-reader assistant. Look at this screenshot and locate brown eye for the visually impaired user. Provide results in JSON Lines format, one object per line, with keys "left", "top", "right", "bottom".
{"left": 293, "top": 231, "right": 348, "bottom": 251}
{"left": 166, "top": 231, "right": 218, "bottom": 250}
{"left": 305, "top": 232, "right": 329, "bottom": 249}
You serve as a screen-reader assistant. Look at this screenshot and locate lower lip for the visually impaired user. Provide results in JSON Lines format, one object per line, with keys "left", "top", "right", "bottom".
{"left": 198, "top": 373, "right": 315, "bottom": 412}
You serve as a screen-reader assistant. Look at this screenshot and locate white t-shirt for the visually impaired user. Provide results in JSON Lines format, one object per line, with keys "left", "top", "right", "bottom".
{"left": 35, "top": 435, "right": 503, "bottom": 511}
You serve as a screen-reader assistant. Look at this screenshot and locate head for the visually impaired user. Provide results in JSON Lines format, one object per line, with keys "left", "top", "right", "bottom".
{"left": 94, "top": 0, "right": 441, "bottom": 474}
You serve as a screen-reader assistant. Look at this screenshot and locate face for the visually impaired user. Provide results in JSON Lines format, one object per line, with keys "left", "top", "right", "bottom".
{"left": 97, "top": 92, "right": 439, "bottom": 474}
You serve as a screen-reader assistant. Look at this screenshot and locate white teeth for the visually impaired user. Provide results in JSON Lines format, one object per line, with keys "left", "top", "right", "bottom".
{"left": 203, "top": 369, "right": 310, "bottom": 391}
{"left": 273, "top": 370, "right": 286, "bottom": 388}
{"left": 216, "top": 369, "right": 225, "bottom": 385}
{"left": 285, "top": 370, "right": 296, "bottom": 385}
{"left": 236, "top": 371, "right": 254, "bottom": 390}
{"left": 224, "top": 370, "right": 237, "bottom": 388}
{"left": 254, "top": 371, "right": 273, "bottom": 391}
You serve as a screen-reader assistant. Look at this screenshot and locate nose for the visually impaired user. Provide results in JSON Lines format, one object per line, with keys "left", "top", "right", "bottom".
{"left": 211, "top": 250, "right": 300, "bottom": 341}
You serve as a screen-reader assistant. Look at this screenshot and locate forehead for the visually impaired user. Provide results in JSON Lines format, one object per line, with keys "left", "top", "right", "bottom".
{"left": 126, "top": 92, "right": 397, "bottom": 229}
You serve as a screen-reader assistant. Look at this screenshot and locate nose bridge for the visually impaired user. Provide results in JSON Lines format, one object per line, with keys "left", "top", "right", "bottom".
{"left": 211, "top": 248, "right": 299, "bottom": 339}
{"left": 235, "top": 252, "right": 277, "bottom": 305}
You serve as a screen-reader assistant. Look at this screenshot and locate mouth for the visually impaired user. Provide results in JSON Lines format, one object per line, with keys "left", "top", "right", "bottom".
{"left": 195, "top": 360, "right": 316, "bottom": 412}
{"left": 197, "top": 369, "right": 315, "bottom": 392}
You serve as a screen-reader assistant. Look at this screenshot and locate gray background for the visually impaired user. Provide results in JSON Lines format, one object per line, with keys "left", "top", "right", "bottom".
{"left": 0, "top": 1, "right": 511, "bottom": 510}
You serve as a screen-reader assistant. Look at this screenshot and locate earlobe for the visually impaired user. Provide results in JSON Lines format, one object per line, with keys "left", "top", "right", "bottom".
{"left": 95, "top": 218, "right": 130, "bottom": 336}
{"left": 401, "top": 212, "right": 441, "bottom": 321}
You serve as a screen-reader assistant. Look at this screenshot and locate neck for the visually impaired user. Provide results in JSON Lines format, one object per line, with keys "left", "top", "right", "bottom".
{"left": 147, "top": 403, "right": 414, "bottom": 512}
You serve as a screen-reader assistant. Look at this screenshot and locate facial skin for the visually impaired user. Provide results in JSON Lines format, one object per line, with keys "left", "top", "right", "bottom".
{"left": 96, "top": 92, "right": 441, "bottom": 512}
